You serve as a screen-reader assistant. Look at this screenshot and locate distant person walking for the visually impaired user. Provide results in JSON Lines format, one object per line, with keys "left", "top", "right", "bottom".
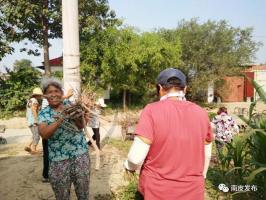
{"left": 24, "top": 87, "right": 43, "bottom": 154}
{"left": 124, "top": 68, "right": 213, "bottom": 200}
{"left": 88, "top": 98, "right": 107, "bottom": 150}
{"left": 212, "top": 107, "right": 239, "bottom": 151}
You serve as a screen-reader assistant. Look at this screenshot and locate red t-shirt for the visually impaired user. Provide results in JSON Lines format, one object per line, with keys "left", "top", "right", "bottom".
{"left": 135, "top": 99, "right": 213, "bottom": 200}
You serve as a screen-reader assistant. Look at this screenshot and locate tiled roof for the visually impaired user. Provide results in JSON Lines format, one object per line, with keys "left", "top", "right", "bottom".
{"left": 41, "top": 56, "right": 63, "bottom": 66}
{"left": 245, "top": 65, "right": 266, "bottom": 71}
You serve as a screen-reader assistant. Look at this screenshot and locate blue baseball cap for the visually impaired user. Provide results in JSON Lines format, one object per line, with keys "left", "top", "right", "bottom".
{"left": 156, "top": 68, "right": 186, "bottom": 87}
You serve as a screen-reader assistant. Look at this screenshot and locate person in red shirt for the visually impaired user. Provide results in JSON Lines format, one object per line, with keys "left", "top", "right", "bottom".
{"left": 124, "top": 68, "right": 213, "bottom": 200}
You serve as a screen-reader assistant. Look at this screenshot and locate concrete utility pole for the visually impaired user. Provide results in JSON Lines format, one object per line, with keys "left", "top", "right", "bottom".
{"left": 62, "top": 0, "right": 80, "bottom": 99}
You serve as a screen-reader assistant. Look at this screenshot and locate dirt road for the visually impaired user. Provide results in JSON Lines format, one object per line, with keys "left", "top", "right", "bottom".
{"left": 0, "top": 143, "right": 126, "bottom": 200}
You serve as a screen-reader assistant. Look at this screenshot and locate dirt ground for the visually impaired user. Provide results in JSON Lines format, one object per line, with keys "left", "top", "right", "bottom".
{"left": 0, "top": 142, "right": 127, "bottom": 200}
{"left": 0, "top": 107, "right": 225, "bottom": 200}
{"left": 0, "top": 114, "right": 129, "bottom": 200}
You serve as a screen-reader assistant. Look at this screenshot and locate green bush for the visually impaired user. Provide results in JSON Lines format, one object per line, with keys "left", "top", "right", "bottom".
{"left": 246, "top": 130, "right": 266, "bottom": 199}
{"left": 208, "top": 112, "right": 217, "bottom": 121}
{"left": 0, "top": 66, "right": 41, "bottom": 118}
{"left": 206, "top": 78, "right": 266, "bottom": 199}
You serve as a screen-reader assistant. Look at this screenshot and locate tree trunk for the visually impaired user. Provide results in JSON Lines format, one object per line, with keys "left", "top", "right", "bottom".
{"left": 62, "top": 0, "right": 80, "bottom": 98}
{"left": 123, "top": 88, "right": 127, "bottom": 112}
{"left": 128, "top": 92, "right": 131, "bottom": 106}
{"left": 43, "top": 0, "right": 51, "bottom": 76}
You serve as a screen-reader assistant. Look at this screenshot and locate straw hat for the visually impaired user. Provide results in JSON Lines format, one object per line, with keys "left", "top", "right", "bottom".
{"left": 96, "top": 98, "right": 107, "bottom": 107}
{"left": 32, "top": 87, "right": 43, "bottom": 96}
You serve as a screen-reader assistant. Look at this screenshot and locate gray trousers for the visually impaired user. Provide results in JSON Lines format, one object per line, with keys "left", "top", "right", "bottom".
{"left": 30, "top": 126, "right": 40, "bottom": 145}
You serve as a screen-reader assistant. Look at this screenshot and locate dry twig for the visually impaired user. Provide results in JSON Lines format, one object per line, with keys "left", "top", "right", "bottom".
{"left": 52, "top": 88, "right": 101, "bottom": 169}
{"left": 118, "top": 111, "right": 139, "bottom": 140}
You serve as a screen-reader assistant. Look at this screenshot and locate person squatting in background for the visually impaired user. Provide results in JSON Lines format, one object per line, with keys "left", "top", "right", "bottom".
{"left": 124, "top": 68, "right": 214, "bottom": 200}
{"left": 24, "top": 87, "right": 43, "bottom": 154}
{"left": 212, "top": 107, "right": 239, "bottom": 152}
{"left": 38, "top": 79, "right": 90, "bottom": 200}
{"left": 88, "top": 97, "right": 107, "bottom": 150}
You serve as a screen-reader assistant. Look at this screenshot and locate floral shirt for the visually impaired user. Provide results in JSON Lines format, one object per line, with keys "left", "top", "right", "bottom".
{"left": 38, "top": 102, "right": 88, "bottom": 162}
{"left": 212, "top": 112, "right": 239, "bottom": 143}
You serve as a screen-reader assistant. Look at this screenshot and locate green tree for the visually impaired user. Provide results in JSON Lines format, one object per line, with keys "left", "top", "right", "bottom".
{"left": 159, "top": 19, "right": 260, "bottom": 101}
{"left": 79, "top": 0, "right": 119, "bottom": 36}
{"left": 0, "top": 0, "right": 118, "bottom": 76}
{"left": 80, "top": 27, "right": 118, "bottom": 88}
{"left": 0, "top": 17, "right": 13, "bottom": 60}
{"left": 0, "top": 60, "right": 41, "bottom": 116}
{"left": 81, "top": 27, "right": 137, "bottom": 109}
{"left": 13, "top": 59, "right": 33, "bottom": 71}
{"left": 81, "top": 27, "right": 182, "bottom": 109}
{"left": 0, "top": 0, "right": 61, "bottom": 75}
{"left": 135, "top": 32, "right": 181, "bottom": 87}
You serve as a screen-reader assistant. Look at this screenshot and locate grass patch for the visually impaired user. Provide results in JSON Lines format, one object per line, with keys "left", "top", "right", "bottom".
{"left": 107, "top": 138, "right": 133, "bottom": 156}
{"left": 208, "top": 112, "right": 217, "bottom": 121}
{"left": 199, "top": 102, "right": 219, "bottom": 110}
{"left": 0, "top": 110, "right": 26, "bottom": 119}
{"left": 103, "top": 106, "right": 142, "bottom": 116}
{"left": 115, "top": 179, "right": 143, "bottom": 200}
{"left": 101, "top": 138, "right": 141, "bottom": 200}
{"left": 238, "top": 115, "right": 249, "bottom": 124}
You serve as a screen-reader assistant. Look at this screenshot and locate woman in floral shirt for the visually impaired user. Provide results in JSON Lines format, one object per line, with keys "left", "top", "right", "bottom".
{"left": 38, "top": 79, "right": 89, "bottom": 200}
{"left": 212, "top": 107, "right": 239, "bottom": 151}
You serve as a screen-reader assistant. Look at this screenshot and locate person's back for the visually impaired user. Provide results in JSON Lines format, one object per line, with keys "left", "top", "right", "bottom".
{"left": 136, "top": 99, "right": 212, "bottom": 199}
{"left": 212, "top": 107, "right": 239, "bottom": 151}
{"left": 124, "top": 68, "right": 213, "bottom": 200}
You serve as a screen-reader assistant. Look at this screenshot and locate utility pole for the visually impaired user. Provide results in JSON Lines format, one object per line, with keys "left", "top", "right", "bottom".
{"left": 62, "top": 0, "right": 80, "bottom": 99}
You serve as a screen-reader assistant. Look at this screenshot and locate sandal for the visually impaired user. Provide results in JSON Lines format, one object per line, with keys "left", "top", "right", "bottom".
{"left": 24, "top": 146, "right": 32, "bottom": 153}
{"left": 30, "top": 150, "right": 41, "bottom": 155}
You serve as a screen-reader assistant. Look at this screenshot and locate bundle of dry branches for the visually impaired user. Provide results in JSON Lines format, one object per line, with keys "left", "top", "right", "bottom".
{"left": 119, "top": 111, "right": 139, "bottom": 128}
{"left": 119, "top": 111, "right": 139, "bottom": 140}
{"left": 53, "top": 89, "right": 101, "bottom": 170}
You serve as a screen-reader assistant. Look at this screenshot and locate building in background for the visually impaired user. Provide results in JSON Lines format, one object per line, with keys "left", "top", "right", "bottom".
{"left": 217, "top": 65, "right": 266, "bottom": 102}
{"left": 246, "top": 65, "right": 266, "bottom": 101}
{"left": 36, "top": 56, "right": 63, "bottom": 73}
{"left": 218, "top": 76, "right": 245, "bottom": 102}
{"left": 35, "top": 58, "right": 265, "bottom": 103}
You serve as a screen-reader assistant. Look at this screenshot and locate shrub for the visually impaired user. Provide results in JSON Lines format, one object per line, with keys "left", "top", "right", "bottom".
{"left": 0, "top": 66, "right": 41, "bottom": 118}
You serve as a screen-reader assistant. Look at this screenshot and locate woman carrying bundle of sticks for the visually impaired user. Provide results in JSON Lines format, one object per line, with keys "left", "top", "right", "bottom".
{"left": 38, "top": 79, "right": 90, "bottom": 200}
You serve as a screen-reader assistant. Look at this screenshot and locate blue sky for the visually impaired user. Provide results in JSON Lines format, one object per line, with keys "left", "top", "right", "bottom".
{"left": 1, "top": 0, "right": 265, "bottom": 71}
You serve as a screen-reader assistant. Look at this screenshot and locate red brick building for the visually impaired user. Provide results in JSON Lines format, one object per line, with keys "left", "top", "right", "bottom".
{"left": 218, "top": 65, "right": 266, "bottom": 102}
{"left": 220, "top": 76, "right": 245, "bottom": 102}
